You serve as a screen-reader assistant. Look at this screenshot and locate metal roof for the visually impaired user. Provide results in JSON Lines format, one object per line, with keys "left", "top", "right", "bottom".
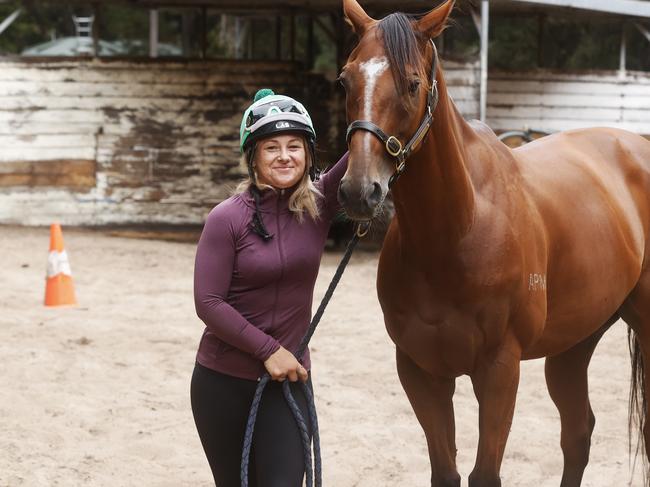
{"left": 81, "top": 0, "right": 650, "bottom": 18}
{"left": 507, "top": 0, "right": 650, "bottom": 17}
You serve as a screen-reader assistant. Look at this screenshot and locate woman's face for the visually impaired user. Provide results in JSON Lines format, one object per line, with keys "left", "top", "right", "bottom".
{"left": 254, "top": 134, "right": 307, "bottom": 189}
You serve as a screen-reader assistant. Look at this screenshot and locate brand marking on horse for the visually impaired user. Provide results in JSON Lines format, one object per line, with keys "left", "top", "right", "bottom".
{"left": 528, "top": 273, "right": 547, "bottom": 291}
{"left": 360, "top": 56, "right": 389, "bottom": 152}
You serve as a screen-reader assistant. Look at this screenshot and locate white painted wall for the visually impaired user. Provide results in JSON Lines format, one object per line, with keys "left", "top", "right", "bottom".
{"left": 487, "top": 70, "right": 650, "bottom": 134}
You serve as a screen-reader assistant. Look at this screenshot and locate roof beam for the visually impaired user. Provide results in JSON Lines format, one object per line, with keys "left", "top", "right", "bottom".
{"left": 0, "top": 8, "right": 20, "bottom": 36}
{"left": 636, "top": 22, "right": 650, "bottom": 42}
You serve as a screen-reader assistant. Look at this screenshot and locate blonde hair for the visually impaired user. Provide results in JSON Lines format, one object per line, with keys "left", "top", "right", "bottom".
{"left": 234, "top": 137, "right": 323, "bottom": 223}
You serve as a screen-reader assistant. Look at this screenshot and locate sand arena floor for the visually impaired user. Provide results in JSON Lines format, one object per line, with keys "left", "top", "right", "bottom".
{"left": 0, "top": 225, "right": 643, "bottom": 486}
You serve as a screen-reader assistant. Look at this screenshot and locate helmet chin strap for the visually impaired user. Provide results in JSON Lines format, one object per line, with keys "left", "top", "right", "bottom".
{"left": 245, "top": 145, "right": 274, "bottom": 241}
{"left": 308, "top": 141, "right": 318, "bottom": 181}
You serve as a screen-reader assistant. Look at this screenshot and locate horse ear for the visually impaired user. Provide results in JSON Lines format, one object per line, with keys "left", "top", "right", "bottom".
{"left": 415, "top": 0, "right": 455, "bottom": 38}
{"left": 343, "top": 0, "right": 375, "bottom": 36}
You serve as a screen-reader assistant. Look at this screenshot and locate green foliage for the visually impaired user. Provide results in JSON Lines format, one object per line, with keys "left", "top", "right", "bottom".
{"left": 0, "top": 3, "right": 648, "bottom": 73}
{"left": 313, "top": 16, "right": 336, "bottom": 74}
{"left": 489, "top": 17, "right": 539, "bottom": 70}
{"left": 0, "top": 2, "right": 78, "bottom": 55}
{"left": 97, "top": 5, "right": 148, "bottom": 56}
{"left": 443, "top": 16, "right": 479, "bottom": 61}
{"left": 540, "top": 18, "right": 621, "bottom": 70}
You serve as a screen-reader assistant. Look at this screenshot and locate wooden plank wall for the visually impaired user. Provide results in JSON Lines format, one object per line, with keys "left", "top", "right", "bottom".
{"left": 1, "top": 58, "right": 648, "bottom": 226}
{"left": 0, "top": 58, "right": 329, "bottom": 226}
{"left": 443, "top": 59, "right": 481, "bottom": 120}
{"left": 487, "top": 70, "right": 650, "bottom": 135}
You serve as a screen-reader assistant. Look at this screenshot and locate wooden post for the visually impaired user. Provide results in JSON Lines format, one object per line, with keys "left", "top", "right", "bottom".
{"left": 201, "top": 6, "right": 207, "bottom": 59}
{"left": 480, "top": 0, "right": 489, "bottom": 123}
{"left": 307, "top": 15, "right": 314, "bottom": 69}
{"left": 619, "top": 22, "right": 627, "bottom": 75}
{"left": 537, "top": 14, "right": 545, "bottom": 68}
{"left": 149, "top": 9, "right": 159, "bottom": 58}
{"left": 334, "top": 12, "right": 344, "bottom": 73}
{"left": 92, "top": 2, "right": 99, "bottom": 58}
{"left": 182, "top": 10, "right": 192, "bottom": 57}
{"left": 276, "top": 16, "right": 282, "bottom": 59}
{"left": 290, "top": 14, "right": 295, "bottom": 61}
{"left": 235, "top": 16, "right": 242, "bottom": 59}
{"left": 248, "top": 18, "right": 253, "bottom": 59}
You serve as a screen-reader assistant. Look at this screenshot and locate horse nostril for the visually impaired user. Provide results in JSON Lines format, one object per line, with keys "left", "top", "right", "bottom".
{"left": 366, "top": 182, "right": 383, "bottom": 208}
{"left": 337, "top": 181, "right": 349, "bottom": 206}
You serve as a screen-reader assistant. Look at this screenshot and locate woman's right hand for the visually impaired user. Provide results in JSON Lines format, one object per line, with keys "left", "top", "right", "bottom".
{"left": 263, "top": 346, "right": 309, "bottom": 382}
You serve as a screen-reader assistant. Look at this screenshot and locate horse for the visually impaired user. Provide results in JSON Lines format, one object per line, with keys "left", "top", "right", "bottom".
{"left": 336, "top": 1, "right": 650, "bottom": 486}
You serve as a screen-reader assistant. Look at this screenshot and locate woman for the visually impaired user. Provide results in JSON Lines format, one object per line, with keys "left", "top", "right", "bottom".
{"left": 191, "top": 88, "right": 349, "bottom": 487}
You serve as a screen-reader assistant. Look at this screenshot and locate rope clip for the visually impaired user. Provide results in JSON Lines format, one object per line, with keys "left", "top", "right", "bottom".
{"left": 356, "top": 222, "right": 371, "bottom": 238}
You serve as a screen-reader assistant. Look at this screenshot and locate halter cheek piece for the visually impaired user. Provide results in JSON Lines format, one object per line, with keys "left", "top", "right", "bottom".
{"left": 345, "top": 39, "right": 440, "bottom": 188}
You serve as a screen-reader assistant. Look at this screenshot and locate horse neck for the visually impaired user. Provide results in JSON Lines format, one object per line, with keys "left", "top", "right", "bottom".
{"left": 390, "top": 72, "right": 477, "bottom": 256}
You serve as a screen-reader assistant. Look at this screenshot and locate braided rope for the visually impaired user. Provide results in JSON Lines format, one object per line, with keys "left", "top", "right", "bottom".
{"left": 283, "top": 380, "right": 314, "bottom": 486}
{"left": 240, "top": 224, "right": 365, "bottom": 487}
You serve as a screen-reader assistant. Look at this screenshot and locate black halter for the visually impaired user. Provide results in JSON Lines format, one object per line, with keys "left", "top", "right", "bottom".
{"left": 345, "top": 39, "right": 440, "bottom": 187}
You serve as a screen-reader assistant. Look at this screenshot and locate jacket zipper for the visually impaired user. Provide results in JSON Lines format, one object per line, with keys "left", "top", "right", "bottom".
{"left": 271, "top": 191, "right": 285, "bottom": 332}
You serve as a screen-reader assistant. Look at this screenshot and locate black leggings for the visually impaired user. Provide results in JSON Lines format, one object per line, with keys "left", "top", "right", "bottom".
{"left": 190, "top": 362, "right": 312, "bottom": 487}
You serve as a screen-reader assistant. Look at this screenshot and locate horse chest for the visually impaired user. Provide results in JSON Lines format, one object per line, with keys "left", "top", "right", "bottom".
{"left": 379, "top": 276, "right": 492, "bottom": 376}
{"left": 385, "top": 305, "right": 484, "bottom": 376}
{"left": 377, "top": 241, "right": 518, "bottom": 376}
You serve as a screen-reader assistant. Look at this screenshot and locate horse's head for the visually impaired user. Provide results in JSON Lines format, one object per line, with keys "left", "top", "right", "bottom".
{"left": 338, "top": 0, "right": 455, "bottom": 221}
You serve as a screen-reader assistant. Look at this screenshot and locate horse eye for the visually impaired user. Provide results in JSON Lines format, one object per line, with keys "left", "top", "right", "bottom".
{"left": 408, "top": 79, "right": 421, "bottom": 96}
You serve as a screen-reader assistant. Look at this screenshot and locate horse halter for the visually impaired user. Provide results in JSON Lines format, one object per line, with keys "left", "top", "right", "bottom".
{"left": 345, "top": 39, "right": 440, "bottom": 187}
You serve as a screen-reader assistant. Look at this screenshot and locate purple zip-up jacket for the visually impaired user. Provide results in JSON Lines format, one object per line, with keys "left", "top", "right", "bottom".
{"left": 194, "top": 153, "right": 349, "bottom": 380}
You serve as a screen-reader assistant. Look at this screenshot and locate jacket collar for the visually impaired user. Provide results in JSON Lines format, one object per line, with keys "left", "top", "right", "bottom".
{"left": 241, "top": 184, "right": 298, "bottom": 214}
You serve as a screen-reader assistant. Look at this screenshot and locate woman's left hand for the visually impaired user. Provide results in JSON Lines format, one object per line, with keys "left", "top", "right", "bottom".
{"left": 263, "top": 346, "right": 309, "bottom": 382}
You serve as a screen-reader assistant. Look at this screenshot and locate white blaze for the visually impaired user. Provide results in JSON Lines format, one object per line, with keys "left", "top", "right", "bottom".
{"left": 359, "top": 56, "right": 389, "bottom": 152}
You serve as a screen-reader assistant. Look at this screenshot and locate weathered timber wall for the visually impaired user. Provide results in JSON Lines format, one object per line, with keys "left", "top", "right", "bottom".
{"left": 442, "top": 64, "right": 650, "bottom": 135}
{"left": 0, "top": 58, "right": 331, "bottom": 226}
{"left": 487, "top": 70, "right": 650, "bottom": 134}
{"left": 4, "top": 57, "right": 647, "bottom": 227}
{"left": 443, "top": 59, "right": 480, "bottom": 120}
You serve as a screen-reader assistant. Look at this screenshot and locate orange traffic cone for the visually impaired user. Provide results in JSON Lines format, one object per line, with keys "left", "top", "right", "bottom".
{"left": 44, "top": 223, "right": 77, "bottom": 307}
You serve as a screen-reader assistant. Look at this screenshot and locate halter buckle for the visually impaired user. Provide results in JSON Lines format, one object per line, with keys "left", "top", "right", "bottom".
{"left": 385, "top": 136, "right": 403, "bottom": 157}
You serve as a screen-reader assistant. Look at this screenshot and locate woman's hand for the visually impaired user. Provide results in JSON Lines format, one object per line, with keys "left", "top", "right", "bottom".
{"left": 263, "top": 346, "right": 309, "bottom": 383}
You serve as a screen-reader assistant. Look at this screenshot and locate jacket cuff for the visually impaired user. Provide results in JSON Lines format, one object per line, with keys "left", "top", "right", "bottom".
{"left": 255, "top": 338, "right": 282, "bottom": 362}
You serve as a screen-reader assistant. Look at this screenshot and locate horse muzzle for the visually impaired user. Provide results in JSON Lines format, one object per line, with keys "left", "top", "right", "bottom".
{"left": 337, "top": 177, "right": 386, "bottom": 221}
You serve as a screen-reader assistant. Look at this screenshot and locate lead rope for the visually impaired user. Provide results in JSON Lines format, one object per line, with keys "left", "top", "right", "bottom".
{"left": 240, "top": 221, "right": 370, "bottom": 487}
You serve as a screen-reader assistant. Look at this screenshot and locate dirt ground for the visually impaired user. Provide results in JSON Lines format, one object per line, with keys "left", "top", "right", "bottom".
{"left": 0, "top": 225, "right": 644, "bottom": 486}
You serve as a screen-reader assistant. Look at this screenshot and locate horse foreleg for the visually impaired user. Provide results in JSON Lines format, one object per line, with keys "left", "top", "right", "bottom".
{"left": 396, "top": 348, "right": 460, "bottom": 487}
{"left": 545, "top": 324, "right": 610, "bottom": 487}
{"left": 468, "top": 336, "right": 522, "bottom": 487}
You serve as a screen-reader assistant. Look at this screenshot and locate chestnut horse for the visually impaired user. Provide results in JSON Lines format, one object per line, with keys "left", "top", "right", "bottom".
{"left": 337, "top": 0, "right": 650, "bottom": 486}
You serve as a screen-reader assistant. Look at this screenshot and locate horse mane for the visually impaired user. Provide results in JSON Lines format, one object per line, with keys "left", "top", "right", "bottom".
{"left": 377, "top": 12, "right": 429, "bottom": 107}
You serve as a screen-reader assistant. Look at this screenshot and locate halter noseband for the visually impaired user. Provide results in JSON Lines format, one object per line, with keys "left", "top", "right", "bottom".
{"left": 345, "top": 39, "right": 440, "bottom": 187}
